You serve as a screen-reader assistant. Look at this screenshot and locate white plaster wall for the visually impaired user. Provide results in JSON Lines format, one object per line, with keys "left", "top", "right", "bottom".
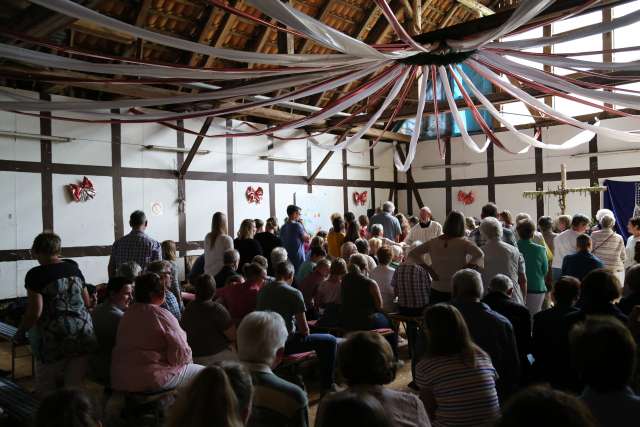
{"left": 417, "top": 188, "right": 447, "bottom": 223}
{"left": 373, "top": 142, "right": 395, "bottom": 182}
{"left": 122, "top": 177, "right": 179, "bottom": 243}
{"left": 232, "top": 121, "right": 269, "bottom": 175}
{"left": 0, "top": 171, "right": 42, "bottom": 250}
{"left": 185, "top": 180, "right": 227, "bottom": 242}
{"left": 272, "top": 130, "right": 308, "bottom": 176}
{"left": 0, "top": 260, "right": 39, "bottom": 299}
{"left": 450, "top": 135, "right": 487, "bottom": 180}
{"left": 346, "top": 139, "right": 371, "bottom": 181}
{"left": 69, "top": 256, "right": 110, "bottom": 286}
{"left": 542, "top": 125, "right": 590, "bottom": 173}
{"left": 184, "top": 117, "right": 227, "bottom": 173}
{"left": 310, "top": 133, "right": 343, "bottom": 180}
{"left": 494, "top": 182, "right": 538, "bottom": 218}
{"left": 411, "top": 141, "right": 446, "bottom": 184}
{"left": 52, "top": 174, "right": 114, "bottom": 247}
{"left": 122, "top": 122, "right": 178, "bottom": 170}
{"left": 494, "top": 130, "right": 536, "bottom": 177}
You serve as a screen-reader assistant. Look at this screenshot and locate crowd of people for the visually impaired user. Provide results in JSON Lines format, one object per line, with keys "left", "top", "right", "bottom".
{"left": 16, "top": 199, "right": 640, "bottom": 427}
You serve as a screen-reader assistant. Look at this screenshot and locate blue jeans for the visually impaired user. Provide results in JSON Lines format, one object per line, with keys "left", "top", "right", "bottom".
{"left": 552, "top": 267, "right": 563, "bottom": 284}
{"left": 398, "top": 306, "right": 426, "bottom": 381}
{"left": 285, "top": 333, "right": 337, "bottom": 389}
{"left": 370, "top": 313, "right": 398, "bottom": 359}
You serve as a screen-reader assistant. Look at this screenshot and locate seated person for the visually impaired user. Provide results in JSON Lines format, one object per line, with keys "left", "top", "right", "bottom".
{"left": 561, "top": 234, "right": 604, "bottom": 281}
{"left": 298, "top": 258, "right": 331, "bottom": 319}
{"left": 35, "top": 389, "right": 100, "bottom": 427}
{"left": 217, "top": 262, "right": 266, "bottom": 325}
{"left": 370, "top": 246, "right": 397, "bottom": 313}
{"left": 416, "top": 304, "right": 500, "bottom": 426}
{"left": 111, "top": 273, "right": 203, "bottom": 392}
{"left": 532, "top": 276, "right": 581, "bottom": 387}
{"left": 618, "top": 264, "right": 640, "bottom": 316}
{"left": 495, "top": 386, "right": 597, "bottom": 427}
{"left": 482, "top": 274, "right": 532, "bottom": 382}
{"left": 219, "top": 361, "right": 254, "bottom": 425}
{"left": 147, "top": 260, "right": 182, "bottom": 320}
{"left": 295, "top": 246, "right": 326, "bottom": 285}
{"left": 316, "top": 258, "right": 348, "bottom": 326}
{"left": 256, "top": 261, "right": 337, "bottom": 393}
{"left": 188, "top": 254, "right": 205, "bottom": 284}
{"left": 571, "top": 317, "right": 640, "bottom": 427}
{"left": 216, "top": 249, "right": 240, "bottom": 289}
{"left": 90, "top": 276, "right": 133, "bottom": 385}
{"left": 252, "top": 255, "right": 275, "bottom": 284}
{"left": 340, "top": 241, "right": 358, "bottom": 262}
{"left": 355, "top": 238, "right": 377, "bottom": 273}
{"left": 116, "top": 260, "right": 142, "bottom": 283}
{"left": 316, "top": 392, "right": 391, "bottom": 427}
{"left": 181, "top": 274, "right": 237, "bottom": 365}
{"left": 238, "top": 311, "right": 309, "bottom": 427}
{"left": 321, "top": 331, "right": 429, "bottom": 427}
{"left": 167, "top": 365, "right": 250, "bottom": 427}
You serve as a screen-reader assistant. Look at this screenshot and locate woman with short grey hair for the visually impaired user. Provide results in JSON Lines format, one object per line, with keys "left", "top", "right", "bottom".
{"left": 591, "top": 214, "right": 626, "bottom": 284}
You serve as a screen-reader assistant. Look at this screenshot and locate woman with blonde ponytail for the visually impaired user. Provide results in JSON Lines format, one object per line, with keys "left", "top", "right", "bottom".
{"left": 204, "top": 212, "right": 234, "bottom": 277}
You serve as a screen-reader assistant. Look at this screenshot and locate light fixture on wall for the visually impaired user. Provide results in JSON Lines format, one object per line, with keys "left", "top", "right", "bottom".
{"left": 571, "top": 148, "right": 640, "bottom": 158}
{"left": 258, "top": 155, "right": 306, "bottom": 163}
{"left": 421, "top": 162, "right": 472, "bottom": 170}
{"left": 0, "top": 129, "right": 73, "bottom": 142}
{"left": 144, "top": 145, "right": 210, "bottom": 155}
{"left": 344, "top": 163, "right": 380, "bottom": 170}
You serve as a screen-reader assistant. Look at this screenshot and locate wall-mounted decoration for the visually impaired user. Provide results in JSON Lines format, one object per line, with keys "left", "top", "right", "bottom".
{"left": 246, "top": 186, "right": 264, "bottom": 204}
{"left": 457, "top": 190, "right": 475, "bottom": 206}
{"left": 67, "top": 176, "right": 96, "bottom": 202}
{"left": 151, "top": 202, "right": 163, "bottom": 216}
{"left": 353, "top": 191, "right": 368, "bottom": 206}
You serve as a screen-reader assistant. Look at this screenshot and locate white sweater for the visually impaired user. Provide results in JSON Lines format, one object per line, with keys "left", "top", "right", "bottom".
{"left": 203, "top": 233, "right": 234, "bottom": 277}
{"left": 405, "top": 221, "right": 443, "bottom": 245}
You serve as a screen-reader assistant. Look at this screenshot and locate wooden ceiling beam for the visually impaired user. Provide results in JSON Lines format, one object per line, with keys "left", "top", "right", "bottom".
{"left": 203, "top": 0, "right": 241, "bottom": 68}
{"left": 188, "top": 5, "right": 220, "bottom": 67}
{"left": 299, "top": 0, "right": 336, "bottom": 54}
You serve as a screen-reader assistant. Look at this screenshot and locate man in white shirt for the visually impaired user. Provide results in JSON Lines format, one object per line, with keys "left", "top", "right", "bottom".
{"left": 552, "top": 214, "right": 590, "bottom": 282}
{"left": 625, "top": 217, "right": 640, "bottom": 268}
{"left": 405, "top": 206, "right": 443, "bottom": 245}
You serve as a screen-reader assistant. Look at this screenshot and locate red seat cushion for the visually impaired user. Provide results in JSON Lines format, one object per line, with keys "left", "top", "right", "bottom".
{"left": 372, "top": 328, "right": 394, "bottom": 336}
{"left": 281, "top": 351, "right": 316, "bottom": 364}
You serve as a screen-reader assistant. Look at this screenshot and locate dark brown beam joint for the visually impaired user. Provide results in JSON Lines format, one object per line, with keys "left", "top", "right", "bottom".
{"left": 178, "top": 116, "right": 213, "bottom": 178}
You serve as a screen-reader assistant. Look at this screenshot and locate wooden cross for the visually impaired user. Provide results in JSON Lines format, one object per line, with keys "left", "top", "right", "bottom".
{"left": 522, "top": 164, "right": 607, "bottom": 215}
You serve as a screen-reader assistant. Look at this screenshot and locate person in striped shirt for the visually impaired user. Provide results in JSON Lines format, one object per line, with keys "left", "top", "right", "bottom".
{"left": 416, "top": 303, "right": 500, "bottom": 427}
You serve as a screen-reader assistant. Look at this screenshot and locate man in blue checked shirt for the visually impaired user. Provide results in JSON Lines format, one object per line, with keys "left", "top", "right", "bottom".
{"left": 108, "top": 210, "right": 161, "bottom": 278}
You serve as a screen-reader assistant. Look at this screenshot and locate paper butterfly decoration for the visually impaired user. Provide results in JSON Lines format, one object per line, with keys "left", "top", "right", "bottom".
{"left": 68, "top": 176, "right": 96, "bottom": 202}
{"left": 246, "top": 186, "right": 264, "bottom": 204}
{"left": 457, "top": 190, "right": 475, "bottom": 206}
{"left": 353, "top": 191, "right": 368, "bottom": 206}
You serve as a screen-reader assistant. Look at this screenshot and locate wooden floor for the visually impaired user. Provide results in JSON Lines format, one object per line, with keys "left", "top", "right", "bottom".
{"left": 1, "top": 337, "right": 417, "bottom": 426}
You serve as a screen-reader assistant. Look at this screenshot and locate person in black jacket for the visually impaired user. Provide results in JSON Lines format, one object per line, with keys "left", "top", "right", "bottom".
{"left": 618, "top": 264, "right": 640, "bottom": 316}
{"left": 254, "top": 218, "right": 283, "bottom": 275}
{"left": 482, "top": 274, "right": 532, "bottom": 383}
{"left": 531, "top": 275, "right": 581, "bottom": 387}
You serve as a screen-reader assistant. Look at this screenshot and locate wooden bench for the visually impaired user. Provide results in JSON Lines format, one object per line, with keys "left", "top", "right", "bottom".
{"left": 0, "top": 376, "right": 38, "bottom": 426}
{"left": 276, "top": 351, "right": 317, "bottom": 390}
{"left": 0, "top": 323, "right": 34, "bottom": 380}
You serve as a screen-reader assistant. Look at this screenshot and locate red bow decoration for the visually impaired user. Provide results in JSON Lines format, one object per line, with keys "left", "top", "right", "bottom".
{"left": 353, "top": 191, "right": 368, "bottom": 206}
{"left": 457, "top": 190, "right": 475, "bottom": 206}
{"left": 246, "top": 186, "right": 264, "bottom": 204}
{"left": 68, "top": 177, "right": 96, "bottom": 202}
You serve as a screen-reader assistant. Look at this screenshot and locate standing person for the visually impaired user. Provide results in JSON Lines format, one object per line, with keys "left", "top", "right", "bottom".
{"left": 90, "top": 276, "right": 133, "bottom": 385}
{"left": 108, "top": 210, "right": 161, "bottom": 277}
{"left": 396, "top": 213, "right": 411, "bottom": 243}
{"left": 552, "top": 214, "right": 590, "bottom": 282}
{"left": 358, "top": 214, "right": 370, "bottom": 240}
{"left": 255, "top": 218, "right": 265, "bottom": 234}
{"left": 479, "top": 218, "right": 527, "bottom": 304}
{"left": 254, "top": 217, "right": 283, "bottom": 274}
{"left": 16, "top": 233, "right": 96, "bottom": 396}
{"left": 469, "top": 203, "right": 518, "bottom": 248}
{"left": 327, "top": 216, "right": 346, "bottom": 258}
{"left": 416, "top": 304, "right": 500, "bottom": 427}
{"left": 625, "top": 217, "right": 640, "bottom": 269}
{"left": 256, "top": 261, "right": 337, "bottom": 392}
{"left": 556, "top": 215, "right": 572, "bottom": 233}
{"left": 499, "top": 210, "right": 514, "bottom": 229}
{"left": 517, "top": 219, "right": 549, "bottom": 315}
{"left": 591, "top": 214, "right": 626, "bottom": 284}
{"left": 409, "top": 211, "right": 484, "bottom": 304}
{"left": 561, "top": 235, "right": 604, "bottom": 282}
{"left": 344, "top": 212, "right": 360, "bottom": 243}
{"left": 538, "top": 216, "right": 557, "bottom": 255}
{"left": 204, "top": 212, "right": 234, "bottom": 277}
{"left": 405, "top": 207, "right": 443, "bottom": 246}
{"left": 280, "top": 205, "right": 310, "bottom": 273}
{"left": 234, "top": 219, "right": 263, "bottom": 272}
{"left": 162, "top": 240, "right": 184, "bottom": 311}
{"left": 369, "top": 202, "right": 402, "bottom": 242}
{"left": 451, "top": 269, "right": 521, "bottom": 401}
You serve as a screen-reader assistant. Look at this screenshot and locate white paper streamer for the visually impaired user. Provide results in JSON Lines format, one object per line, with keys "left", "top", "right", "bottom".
{"left": 309, "top": 66, "right": 411, "bottom": 151}
{"left": 492, "top": 49, "right": 640, "bottom": 72}
{"left": 480, "top": 51, "right": 640, "bottom": 110}
{"left": 490, "top": 7, "right": 640, "bottom": 50}
{"left": 469, "top": 59, "right": 640, "bottom": 143}
{"left": 455, "top": 64, "right": 597, "bottom": 151}
{"left": 394, "top": 66, "right": 429, "bottom": 172}
{"left": 438, "top": 66, "right": 490, "bottom": 153}
{"left": 446, "top": 0, "right": 555, "bottom": 51}
{"left": 28, "top": 0, "right": 372, "bottom": 67}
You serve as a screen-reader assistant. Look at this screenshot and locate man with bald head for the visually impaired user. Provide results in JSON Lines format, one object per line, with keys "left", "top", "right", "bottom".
{"left": 405, "top": 206, "right": 443, "bottom": 246}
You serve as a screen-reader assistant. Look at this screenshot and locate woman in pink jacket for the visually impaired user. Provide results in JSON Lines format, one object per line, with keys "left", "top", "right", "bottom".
{"left": 111, "top": 273, "right": 203, "bottom": 392}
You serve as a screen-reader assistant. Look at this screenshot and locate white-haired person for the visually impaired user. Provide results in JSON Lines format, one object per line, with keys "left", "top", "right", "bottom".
{"left": 369, "top": 202, "right": 402, "bottom": 242}
{"left": 479, "top": 217, "right": 527, "bottom": 304}
{"left": 516, "top": 219, "right": 549, "bottom": 315}
{"left": 256, "top": 261, "right": 337, "bottom": 393}
{"left": 591, "top": 213, "right": 626, "bottom": 285}
{"left": 405, "top": 206, "right": 443, "bottom": 246}
{"left": 451, "top": 269, "right": 520, "bottom": 401}
{"left": 238, "top": 311, "right": 308, "bottom": 427}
